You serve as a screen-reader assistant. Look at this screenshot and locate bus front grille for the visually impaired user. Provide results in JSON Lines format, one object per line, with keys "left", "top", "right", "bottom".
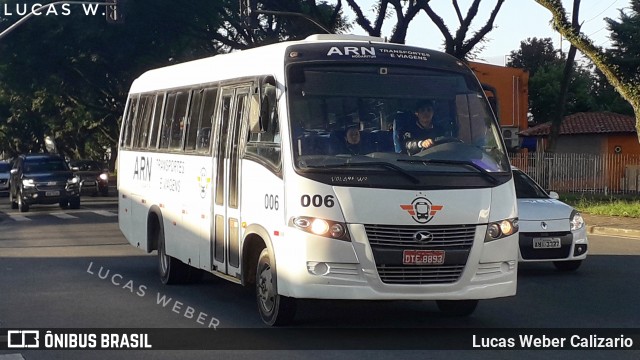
{"left": 364, "top": 224, "right": 477, "bottom": 285}
{"left": 376, "top": 264, "right": 465, "bottom": 284}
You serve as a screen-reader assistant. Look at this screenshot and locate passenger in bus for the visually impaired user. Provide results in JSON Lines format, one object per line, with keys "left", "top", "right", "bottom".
{"left": 332, "top": 125, "right": 372, "bottom": 155}
{"left": 393, "top": 100, "right": 446, "bottom": 155}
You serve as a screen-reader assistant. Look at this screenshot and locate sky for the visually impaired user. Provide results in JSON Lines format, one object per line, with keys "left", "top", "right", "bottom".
{"left": 345, "top": 0, "right": 629, "bottom": 65}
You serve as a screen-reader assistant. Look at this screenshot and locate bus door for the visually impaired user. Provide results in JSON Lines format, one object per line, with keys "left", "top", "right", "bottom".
{"left": 211, "top": 84, "right": 250, "bottom": 278}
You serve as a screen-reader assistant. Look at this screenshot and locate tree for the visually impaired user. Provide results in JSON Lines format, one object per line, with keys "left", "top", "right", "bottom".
{"left": 345, "top": 0, "right": 506, "bottom": 60}
{"left": 534, "top": 0, "right": 640, "bottom": 143}
{"left": 527, "top": 63, "right": 595, "bottom": 124}
{"left": 507, "top": 37, "right": 563, "bottom": 77}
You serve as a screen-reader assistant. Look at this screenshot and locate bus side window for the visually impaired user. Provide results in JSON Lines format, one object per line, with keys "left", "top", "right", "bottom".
{"left": 133, "top": 95, "right": 154, "bottom": 149}
{"left": 121, "top": 95, "right": 139, "bottom": 148}
{"left": 197, "top": 87, "right": 218, "bottom": 153}
{"left": 159, "top": 93, "right": 177, "bottom": 149}
{"left": 246, "top": 81, "right": 281, "bottom": 168}
{"left": 169, "top": 91, "right": 189, "bottom": 150}
{"left": 148, "top": 93, "right": 165, "bottom": 149}
{"left": 185, "top": 89, "right": 204, "bottom": 151}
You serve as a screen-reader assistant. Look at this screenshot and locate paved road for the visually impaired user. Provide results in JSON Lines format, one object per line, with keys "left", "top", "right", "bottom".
{"left": 0, "top": 197, "right": 639, "bottom": 359}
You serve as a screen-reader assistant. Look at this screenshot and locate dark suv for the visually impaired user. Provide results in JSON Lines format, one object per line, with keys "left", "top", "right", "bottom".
{"left": 9, "top": 154, "right": 81, "bottom": 212}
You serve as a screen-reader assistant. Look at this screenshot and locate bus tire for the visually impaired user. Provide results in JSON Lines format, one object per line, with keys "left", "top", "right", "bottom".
{"left": 553, "top": 260, "right": 582, "bottom": 272}
{"left": 158, "top": 224, "right": 191, "bottom": 285}
{"left": 256, "top": 248, "right": 296, "bottom": 326}
{"left": 436, "top": 299, "right": 478, "bottom": 317}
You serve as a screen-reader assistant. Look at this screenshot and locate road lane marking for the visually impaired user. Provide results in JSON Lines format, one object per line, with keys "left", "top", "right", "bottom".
{"left": 8, "top": 215, "right": 31, "bottom": 221}
{"left": 92, "top": 210, "right": 118, "bottom": 217}
{"left": 50, "top": 212, "right": 78, "bottom": 219}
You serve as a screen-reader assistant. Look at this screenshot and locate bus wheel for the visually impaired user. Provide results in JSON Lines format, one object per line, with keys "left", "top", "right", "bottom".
{"left": 158, "top": 225, "right": 190, "bottom": 285}
{"left": 436, "top": 300, "right": 478, "bottom": 317}
{"left": 256, "top": 248, "right": 296, "bottom": 326}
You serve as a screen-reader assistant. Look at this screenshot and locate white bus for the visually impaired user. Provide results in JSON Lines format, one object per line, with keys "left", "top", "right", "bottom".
{"left": 118, "top": 34, "right": 519, "bottom": 326}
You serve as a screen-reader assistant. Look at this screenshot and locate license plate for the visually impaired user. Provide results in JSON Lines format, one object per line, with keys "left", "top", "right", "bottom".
{"left": 45, "top": 191, "right": 60, "bottom": 197}
{"left": 402, "top": 250, "right": 445, "bottom": 265}
{"left": 533, "top": 238, "right": 561, "bottom": 249}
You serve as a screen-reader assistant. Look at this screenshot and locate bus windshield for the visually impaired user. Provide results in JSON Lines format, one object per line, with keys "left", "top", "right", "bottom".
{"left": 287, "top": 65, "right": 510, "bottom": 185}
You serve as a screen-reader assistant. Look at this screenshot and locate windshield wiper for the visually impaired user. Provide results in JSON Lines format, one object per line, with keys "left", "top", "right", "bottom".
{"left": 396, "top": 158, "right": 500, "bottom": 185}
{"left": 304, "top": 161, "right": 420, "bottom": 184}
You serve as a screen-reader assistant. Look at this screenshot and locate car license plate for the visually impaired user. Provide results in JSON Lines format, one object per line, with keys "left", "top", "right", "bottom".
{"left": 45, "top": 191, "right": 60, "bottom": 197}
{"left": 533, "top": 238, "right": 561, "bottom": 249}
{"left": 402, "top": 250, "right": 445, "bottom": 265}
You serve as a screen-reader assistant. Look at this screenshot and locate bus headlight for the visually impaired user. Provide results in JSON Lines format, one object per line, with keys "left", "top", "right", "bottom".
{"left": 485, "top": 218, "right": 518, "bottom": 242}
{"left": 290, "top": 216, "right": 350, "bottom": 242}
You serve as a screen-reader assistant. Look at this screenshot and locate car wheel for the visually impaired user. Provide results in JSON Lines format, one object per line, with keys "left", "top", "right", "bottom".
{"left": 256, "top": 248, "right": 296, "bottom": 326}
{"left": 436, "top": 300, "right": 479, "bottom": 317}
{"left": 157, "top": 223, "right": 197, "bottom": 285}
{"left": 10, "top": 189, "right": 18, "bottom": 209}
{"left": 69, "top": 197, "right": 81, "bottom": 209}
{"left": 59, "top": 200, "right": 69, "bottom": 209}
{"left": 101, "top": 188, "right": 109, "bottom": 197}
{"left": 17, "top": 191, "right": 29, "bottom": 213}
{"left": 553, "top": 260, "right": 582, "bottom": 272}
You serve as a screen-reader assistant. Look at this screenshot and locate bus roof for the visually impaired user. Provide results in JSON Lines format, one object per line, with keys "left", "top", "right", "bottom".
{"left": 128, "top": 34, "right": 467, "bottom": 94}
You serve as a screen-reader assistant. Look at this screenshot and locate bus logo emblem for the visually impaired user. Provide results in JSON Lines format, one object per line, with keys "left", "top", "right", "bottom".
{"left": 413, "top": 231, "right": 434, "bottom": 243}
{"left": 400, "top": 197, "right": 443, "bottom": 224}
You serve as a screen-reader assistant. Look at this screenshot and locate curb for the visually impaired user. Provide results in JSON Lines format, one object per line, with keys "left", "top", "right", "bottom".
{"left": 587, "top": 225, "right": 640, "bottom": 239}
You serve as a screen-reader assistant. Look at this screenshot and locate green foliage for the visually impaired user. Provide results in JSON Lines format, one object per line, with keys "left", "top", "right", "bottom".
{"left": 606, "top": 1, "right": 640, "bottom": 85}
{"left": 507, "top": 37, "right": 563, "bottom": 77}
{"left": 508, "top": 33, "right": 634, "bottom": 125}
{"left": 561, "top": 193, "right": 640, "bottom": 218}
{"left": 528, "top": 63, "right": 596, "bottom": 124}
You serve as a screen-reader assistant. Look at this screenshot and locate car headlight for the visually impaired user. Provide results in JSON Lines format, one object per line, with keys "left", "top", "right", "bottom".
{"left": 99, "top": 173, "right": 109, "bottom": 181}
{"left": 570, "top": 210, "right": 585, "bottom": 231}
{"left": 290, "top": 216, "right": 350, "bottom": 241}
{"left": 22, "top": 179, "right": 35, "bottom": 187}
{"left": 485, "top": 218, "right": 519, "bottom": 242}
{"left": 67, "top": 176, "right": 80, "bottom": 185}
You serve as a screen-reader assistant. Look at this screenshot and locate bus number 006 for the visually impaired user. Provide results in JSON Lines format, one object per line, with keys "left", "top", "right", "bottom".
{"left": 265, "top": 194, "right": 279, "bottom": 210}
{"left": 301, "top": 194, "right": 335, "bottom": 208}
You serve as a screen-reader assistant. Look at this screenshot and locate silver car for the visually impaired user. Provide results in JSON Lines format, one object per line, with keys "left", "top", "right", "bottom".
{"left": 513, "top": 167, "right": 588, "bottom": 271}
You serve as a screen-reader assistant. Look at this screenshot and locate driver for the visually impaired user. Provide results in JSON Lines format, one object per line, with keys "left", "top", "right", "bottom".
{"left": 394, "top": 100, "right": 445, "bottom": 155}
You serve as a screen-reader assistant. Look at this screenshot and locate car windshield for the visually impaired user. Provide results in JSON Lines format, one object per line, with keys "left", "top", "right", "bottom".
{"left": 24, "top": 158, "right": 68, "bottom": 173}
{"left": 513, "top": 170, "right": 549, "bottom": 199}
{"left": 0, "top": 163, "right": 10, "bottom": 172}
{"left": 287, "top": 64, "right": 510, "bottom": 183}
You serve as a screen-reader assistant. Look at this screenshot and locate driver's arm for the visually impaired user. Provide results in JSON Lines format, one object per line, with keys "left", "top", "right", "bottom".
{"left": 404, "top": 138, "right": 432, "bottom": 155}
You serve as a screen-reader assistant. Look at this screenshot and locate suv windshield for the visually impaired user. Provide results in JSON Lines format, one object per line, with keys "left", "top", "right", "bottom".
{"left": 24, "top": 158, "right": 68, "bottom": 173}
{"left": 286, "top": 64, "right": 510, "bottom": 187}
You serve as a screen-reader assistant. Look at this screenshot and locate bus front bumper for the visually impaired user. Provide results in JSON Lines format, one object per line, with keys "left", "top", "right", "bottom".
{"left": 273, "top": 226, "right": 518, "bottom": 301}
